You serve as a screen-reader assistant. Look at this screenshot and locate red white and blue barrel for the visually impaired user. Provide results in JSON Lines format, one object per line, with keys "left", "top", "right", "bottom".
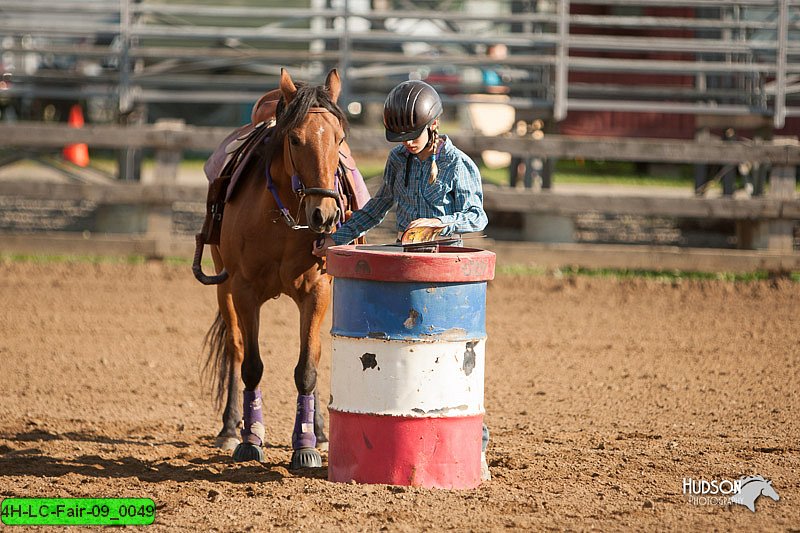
{"left": 326, "top": 245, "right": 496, "bottom": 489}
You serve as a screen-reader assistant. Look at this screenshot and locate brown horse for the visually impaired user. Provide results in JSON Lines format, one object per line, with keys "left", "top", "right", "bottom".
{"left": 201, "top": 68, "right": 348, "bottom": 468}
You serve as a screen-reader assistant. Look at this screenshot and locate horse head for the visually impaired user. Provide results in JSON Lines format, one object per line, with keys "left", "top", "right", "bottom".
{"left": 278, "top": 68, "right": 345, "bottom": 234}
{"left": 731, "top": 475, "right": 780, "bottom": 512}
{"left": 761, "top": 479, "right": 780, "bottom": 502}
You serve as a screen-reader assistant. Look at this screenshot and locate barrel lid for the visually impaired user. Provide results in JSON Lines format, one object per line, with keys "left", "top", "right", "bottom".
{"left": 327, "top": 245, "right": 496, "bottom": 282}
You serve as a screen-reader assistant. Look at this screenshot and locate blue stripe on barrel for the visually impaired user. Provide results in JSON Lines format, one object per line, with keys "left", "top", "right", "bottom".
{"left": 332, "top": 278, "right": 487, "bottom": 341}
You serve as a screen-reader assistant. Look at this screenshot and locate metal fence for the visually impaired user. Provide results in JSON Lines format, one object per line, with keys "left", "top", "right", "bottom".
{"left": 1, "top": 0, "right": 799, "bottom": 128}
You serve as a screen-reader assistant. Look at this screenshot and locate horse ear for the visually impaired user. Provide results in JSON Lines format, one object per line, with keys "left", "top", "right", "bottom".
{"left": 280, "top": 68, "right": 298, "bottom": 104}
{"left": 325, "top": 69, "right": 341, "bottom": 104}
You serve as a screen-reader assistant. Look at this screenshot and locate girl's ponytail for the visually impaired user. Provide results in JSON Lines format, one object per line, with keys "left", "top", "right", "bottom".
{"left": 429, "top": 130, "right": 439, "bottom": 184}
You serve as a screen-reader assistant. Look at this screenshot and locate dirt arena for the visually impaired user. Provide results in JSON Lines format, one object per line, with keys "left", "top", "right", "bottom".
{"left": 0, "top": 259, "right": 798, "bottom": 531}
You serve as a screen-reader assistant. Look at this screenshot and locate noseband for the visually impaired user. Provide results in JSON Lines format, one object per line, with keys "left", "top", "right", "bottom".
{"left": 265, "top": 107, "right": 342, "bottom": 229}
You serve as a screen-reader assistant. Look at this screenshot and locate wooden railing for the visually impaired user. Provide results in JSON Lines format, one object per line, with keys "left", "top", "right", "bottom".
{"left": 0, "top": 122, "right": 798, "bottom": 270}
{"left": 1, "top": 122, "right": 799, "bottom": 164}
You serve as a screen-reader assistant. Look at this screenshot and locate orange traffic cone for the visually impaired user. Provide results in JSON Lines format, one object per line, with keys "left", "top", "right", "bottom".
{"left": 63, "top": 104, "right": 90, "bottom": 167}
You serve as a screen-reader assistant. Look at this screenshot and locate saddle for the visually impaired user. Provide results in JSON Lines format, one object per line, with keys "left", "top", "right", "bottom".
{"left": 199, "top": 89, "right": 370, "bottom": 246}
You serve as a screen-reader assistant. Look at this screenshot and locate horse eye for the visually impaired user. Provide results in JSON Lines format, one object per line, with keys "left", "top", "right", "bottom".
{"left": 289, "top": 135, "right": 300, "bottom": 146}
{"left": 338, "top": 137, "right": 345, "bottom": 145}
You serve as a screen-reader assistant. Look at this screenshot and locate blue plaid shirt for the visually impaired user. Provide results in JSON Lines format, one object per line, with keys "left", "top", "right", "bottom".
{"left": 332, "top": 136, "right": 488, "bottom": 245}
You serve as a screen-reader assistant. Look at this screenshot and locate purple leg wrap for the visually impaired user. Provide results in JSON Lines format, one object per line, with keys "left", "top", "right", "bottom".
{"left": 241, "top": 390, "right": 264, "bottom": 447}
{"left": 291, "top": 394, "right": 316, "bottom": 450}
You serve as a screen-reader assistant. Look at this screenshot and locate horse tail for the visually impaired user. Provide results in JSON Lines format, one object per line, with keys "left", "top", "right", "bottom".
{"left": 193, "top": 235, "right": 229, "bottom": 285}
{"left": 201, "top": 312, "right": 230, "bottom": 410}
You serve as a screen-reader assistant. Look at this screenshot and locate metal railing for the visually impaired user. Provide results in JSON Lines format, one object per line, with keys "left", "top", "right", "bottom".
{"left": 0, "top": 0, "right": 798, "bottom": 127}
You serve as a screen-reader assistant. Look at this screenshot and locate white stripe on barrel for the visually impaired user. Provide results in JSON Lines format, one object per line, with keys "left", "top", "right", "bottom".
{"left": 330, "top": 337, "right": 485, "bottom": 417}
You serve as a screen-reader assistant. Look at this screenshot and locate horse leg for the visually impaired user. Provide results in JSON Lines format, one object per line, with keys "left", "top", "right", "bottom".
{"left": 204, "top": 310, "right": 241, "bottom": 450}
{"left": 230, "top": 286, "right": 266, "bottom": 463}
{"left": 289, "top": 281, "right": 330, "bottom": 469}
{"left": 215, "top": 360, "right": 242, "bottom": 451}
{"left": 209, "top": 257, "right": 245, "bottom": 451}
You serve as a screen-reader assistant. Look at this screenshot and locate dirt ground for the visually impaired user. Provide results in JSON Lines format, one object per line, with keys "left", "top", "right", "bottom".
{"left": 0, "top": 260, "right": 798, "bottom": 531}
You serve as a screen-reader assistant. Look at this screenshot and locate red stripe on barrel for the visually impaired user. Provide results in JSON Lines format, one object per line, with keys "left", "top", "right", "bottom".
{"left": 328, "top": 410, "right": 483, "bottom": 489}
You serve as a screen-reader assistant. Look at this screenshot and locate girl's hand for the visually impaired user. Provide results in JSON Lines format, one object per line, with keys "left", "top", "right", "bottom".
{"left": 312, "top": 235, "right": 335, "bottom": 257}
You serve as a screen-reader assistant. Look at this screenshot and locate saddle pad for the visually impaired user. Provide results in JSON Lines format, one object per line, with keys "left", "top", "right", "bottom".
{"left": 203, "top": 122, "right": 272, "bottom": 203}
{"left": 338, "top": 143, "right": 370, "bottom": 210}
{"left": 204, "top": 124, "right": 250, "bottom": 184}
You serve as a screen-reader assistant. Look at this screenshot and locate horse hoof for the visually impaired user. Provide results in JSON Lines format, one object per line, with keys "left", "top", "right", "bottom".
{"left": 316, "top": 440, "right": 329, "bottom": 452}
{"left": 480, "top": 452, "right": 491, "bottom": 482}
{"left": 215, "top": 436, "right": 241, "bottom": 452}
{"left": 232, "top": 443, "right": 265, "bottom": 463}
{"left": 290, "top": 448, "right": 322, "bottom": 469}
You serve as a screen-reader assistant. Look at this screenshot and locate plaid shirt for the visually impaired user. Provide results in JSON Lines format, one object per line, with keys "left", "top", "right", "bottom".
{"left": 331, "top": 136, "right": 488, "bottom": 245}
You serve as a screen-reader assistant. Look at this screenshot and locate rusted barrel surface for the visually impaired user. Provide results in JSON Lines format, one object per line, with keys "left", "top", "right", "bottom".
{"left": 327, "top": 245, "right": 496, "bottom": 489}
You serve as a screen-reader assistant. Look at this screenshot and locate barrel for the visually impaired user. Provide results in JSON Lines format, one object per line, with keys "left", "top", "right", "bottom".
{"left": 326, "top": 245, "right": 496, "bottom": 489}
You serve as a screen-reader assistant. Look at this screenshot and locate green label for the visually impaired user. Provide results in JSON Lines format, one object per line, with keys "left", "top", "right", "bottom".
{"left": 1, "top": 498, "right": 156, "bottom": 526}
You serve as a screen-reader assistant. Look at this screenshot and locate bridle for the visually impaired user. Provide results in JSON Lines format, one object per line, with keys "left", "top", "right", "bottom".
{"left": 265, "top": 107, "right": 342, "bottom": 229}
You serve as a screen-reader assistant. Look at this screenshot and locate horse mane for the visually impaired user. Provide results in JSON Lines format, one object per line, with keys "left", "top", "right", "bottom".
{"left": 262, "top": 82, "right": 349, "bottom": 164}
{"left": 739, "top": 475, "right": 767, "bottom": 486}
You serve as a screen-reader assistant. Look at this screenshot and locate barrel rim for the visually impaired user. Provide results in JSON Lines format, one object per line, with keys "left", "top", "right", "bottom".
{"left": 327, "top": 245, "right": 496, "bottom": 282}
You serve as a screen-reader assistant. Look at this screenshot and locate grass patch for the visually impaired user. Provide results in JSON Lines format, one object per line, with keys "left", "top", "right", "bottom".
{"left": 561, "top": 266, "right": 772, "bottom": 282}
{"left": 164, "top": 256, "right": 196, "bottom": 267}
{"left": 495, "top": 264, "right": 549, "bottom": 276}
{"left": 96, "top": 152, "right": 756, "bottom": 194}
{"left": 480, "top": 165, "right": 511, "bottom": 185}
{"left": 355, "top": 157, "right": 388, "bottom": 180}
{"left": 496, "top": 263, "right": 795, "bottom": 283}
{"left": 480, "top": 159, "right": 696, "bottom": 188}
{"left": 359, "top": 158, "right": 695, "bottom": 188}
{"left": 0, "top": 253, "right": 215, "bottom": 268}
{"left": 0, "top": 253, "right": 147, "bottom": 265}
{"left": 1, "top": 253, "right": 795, "bottom": 282}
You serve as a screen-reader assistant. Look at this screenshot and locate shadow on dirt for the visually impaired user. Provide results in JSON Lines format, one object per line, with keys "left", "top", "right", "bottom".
{"left": 0, "top": 451, "right": 329, "bottom": 484}
{"left": 0, "top": 432, "right": 327, "bottom": 484}
{"left": 7, "top": 429, "right": 191, "bottom": 448}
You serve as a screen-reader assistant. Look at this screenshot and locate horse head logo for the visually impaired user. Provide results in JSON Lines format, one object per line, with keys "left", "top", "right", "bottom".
{"left": 730, "top": 476, "right": 780, "bottom": 512}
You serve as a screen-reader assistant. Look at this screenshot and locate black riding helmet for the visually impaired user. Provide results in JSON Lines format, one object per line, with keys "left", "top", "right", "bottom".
{"left": 383, "top": 80, "right": 443, "bottom": 142}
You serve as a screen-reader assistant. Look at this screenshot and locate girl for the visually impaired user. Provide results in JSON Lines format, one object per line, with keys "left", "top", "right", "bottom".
{"left": 312, "top": 80, "right": 487, "bottom": 253}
